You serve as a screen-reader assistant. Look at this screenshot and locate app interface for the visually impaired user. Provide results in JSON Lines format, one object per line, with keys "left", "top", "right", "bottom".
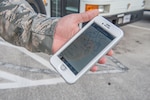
{"left": 59, "top": 23, "right": 115, "bottom": 75}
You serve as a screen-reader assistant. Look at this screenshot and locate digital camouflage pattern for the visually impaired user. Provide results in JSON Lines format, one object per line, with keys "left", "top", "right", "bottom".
{"left": 0, "top": 0, "right": 59, "bottom": 54}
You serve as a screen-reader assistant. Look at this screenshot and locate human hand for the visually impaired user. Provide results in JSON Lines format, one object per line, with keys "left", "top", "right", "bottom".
{"left": 52, "top": 9, "right": 99, "bottom": 53}
{"left": 52, "top": 9, "right": 113, "bottom": 72}
{"left": 90, "top": 49, "right": 113, "bottom": 72}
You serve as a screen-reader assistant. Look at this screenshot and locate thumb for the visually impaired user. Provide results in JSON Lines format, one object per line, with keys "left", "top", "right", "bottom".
{"left": 76, "top": 9, "right": 99, "bottom": 23}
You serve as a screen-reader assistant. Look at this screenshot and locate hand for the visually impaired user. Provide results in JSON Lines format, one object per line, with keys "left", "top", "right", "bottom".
{"left": 52, "top": 9, "right": 99, "bottom": 53}
{"left": 90, "top": 49, "right": 113, "bottom": 72}
{"left": 52, "top": 10, "right": 113, "bottom": 72}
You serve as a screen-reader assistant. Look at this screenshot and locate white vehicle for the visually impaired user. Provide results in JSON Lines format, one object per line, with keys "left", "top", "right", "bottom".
{"left": 144, "top": 0, "right": 150, "bottom": 11}
{"left": 46, "top": 0, "right": 145, "bottom": 26}
{"left": 27, "top": 0, "right": 145, "bottom": 26}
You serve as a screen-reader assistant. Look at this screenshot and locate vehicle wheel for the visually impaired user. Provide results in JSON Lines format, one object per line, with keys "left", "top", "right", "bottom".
{"left": 26, "top": 0, "right": 46, "bottom": 14}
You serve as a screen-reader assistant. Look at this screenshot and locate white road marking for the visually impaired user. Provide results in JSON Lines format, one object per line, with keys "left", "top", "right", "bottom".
{"left": 88, "top": 69, "right": 125, "bottom": 74}
{"left": 0, "top": 40, "right": 127, "bottom": 89}
{"left": 30, "top": 78, "right": 64, "bottom": 86}
{"left": 0, "top": 70, "right": 31, "bottom": 82}
{"left": 0, "top": 41, "right": 66, "bottom": 89}
{"left": 0, "top": 41, "right": 55, "bottom": 71}
{"left": 0, "top": 69, "right": 64, "bottom": 90}
{"left": 0, "top": 77, "right": 64, "bottom": 89}
{"left": 127, "top": 24, "right": 150, "bottom": 31}
{"left": 0, "top": 61, "right": 56, "bottom": 74}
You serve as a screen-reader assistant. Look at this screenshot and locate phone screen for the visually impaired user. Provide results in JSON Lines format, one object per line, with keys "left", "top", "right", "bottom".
{"left": 58, "top": 22, "right": 115, "bottom": 75}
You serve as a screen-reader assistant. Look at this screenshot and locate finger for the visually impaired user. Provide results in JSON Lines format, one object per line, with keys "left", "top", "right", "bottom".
{"left": 76, "top": 9, "right": 99, "bottom": 23}
{"left": 90, "top": 65, "right": 98, "bottom": 72}
{"left": 98, "top": 57, "right": 106, "bottom": 64}
{"left": 90, "top": 57, "right": 106, "bottom": 72}
{"left": 107, "top": 49, "right": 113, "bottom": 56}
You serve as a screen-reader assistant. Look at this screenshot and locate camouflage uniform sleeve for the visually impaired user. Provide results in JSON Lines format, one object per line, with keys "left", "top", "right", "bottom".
{"left": 0, "top": 0, "right": 59, "bottom": 54}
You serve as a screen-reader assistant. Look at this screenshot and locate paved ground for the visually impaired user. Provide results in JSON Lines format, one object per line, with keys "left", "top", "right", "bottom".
{"left": 0, "top": 11, "right": 150, "bottom": 100}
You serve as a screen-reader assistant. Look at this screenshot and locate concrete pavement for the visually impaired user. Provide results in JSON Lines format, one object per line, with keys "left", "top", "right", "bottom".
{"left": 0, "top": 11, "right": 150, "bottom": 100}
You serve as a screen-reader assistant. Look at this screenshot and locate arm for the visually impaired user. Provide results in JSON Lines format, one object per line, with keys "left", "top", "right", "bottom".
{"left": 0, "top": 0, "right": 58, "bottom": 54}
{"left": 0, "top": 0, "right": 113, "bottom": 71}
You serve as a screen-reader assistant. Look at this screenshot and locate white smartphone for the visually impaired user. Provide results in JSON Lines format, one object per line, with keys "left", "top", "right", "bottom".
{"left": 50, "top": 15, "right": 124, "bottom": 84}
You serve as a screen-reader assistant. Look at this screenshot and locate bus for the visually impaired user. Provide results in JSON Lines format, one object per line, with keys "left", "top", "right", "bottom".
{"left": 26, "top": 0, "right": 145, "bottom": 26}
{"left": 144, "top": 0, "right": 150, "bottom": 11}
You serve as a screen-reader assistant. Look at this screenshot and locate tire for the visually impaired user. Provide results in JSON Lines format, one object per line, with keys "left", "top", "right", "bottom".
{"left": 26, "top": 0, "right": 46, "bottom": 14}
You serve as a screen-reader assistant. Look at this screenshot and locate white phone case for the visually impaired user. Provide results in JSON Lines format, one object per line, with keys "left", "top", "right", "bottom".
{"left": 50, "top": 15, "right": 124, "bottom": 84}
